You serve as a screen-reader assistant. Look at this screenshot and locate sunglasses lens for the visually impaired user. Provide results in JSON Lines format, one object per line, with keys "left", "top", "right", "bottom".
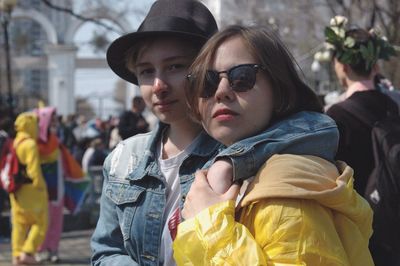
{"left": 229, "top": 65, "right": 256, "bottom": 92}
{"left": 200, "top": 65, "right": 260, "bottom": 98}
{"left": 201, "top": 70, "right": 219, "bottom": 98}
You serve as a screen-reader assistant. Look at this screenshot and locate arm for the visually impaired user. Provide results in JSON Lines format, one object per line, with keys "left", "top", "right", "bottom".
{"left": 218, "top": 112, "right": 339, "bottom": 182}
{"left": 90, "top": 157, "right": 139, "bottom": 266}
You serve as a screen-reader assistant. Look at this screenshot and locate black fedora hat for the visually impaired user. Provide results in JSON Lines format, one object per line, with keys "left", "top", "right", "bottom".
{"left": 106, "top": 0, "right": 218, "bottom": 85}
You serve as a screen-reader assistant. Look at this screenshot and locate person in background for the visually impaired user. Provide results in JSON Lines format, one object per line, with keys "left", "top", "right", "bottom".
{"left": 10, "top": 112, "right": 48, "bottom": 265}
{"left": 62, "top": 114, "right": 78, "bottom": 152}
{"left": 107, "top": 118, "right": 121, "bottom": 150}
{"left": 0, "top": 110, "right": 14, "bottom": 152}
{"left": 325, "top": 17, "right": 397, "bottom": 196}
{"left": 90, "top": 0, "right": 220, "bottom": 265}
{"left": 35, "top": 106, "right": 63, "bottom": 263}
{"left": 0, "top": 113, "right": 14, "bottom": 241}
{"left": 35, "top": 106, "right": 88, "bottom": 263}
{"left": 81, "top": 137, "right": 107, "bottom": 173}
{"left": 324, "top": 16, "right": 398, "bottom": 265}
{"left": 374, "top": 73, "right": 400, "bottom": 108}
{"left": 173, "top": 25, "right": 374, "bottom": 265}
{"left": 117, "top": 96, "right": 149, "bottom": 140}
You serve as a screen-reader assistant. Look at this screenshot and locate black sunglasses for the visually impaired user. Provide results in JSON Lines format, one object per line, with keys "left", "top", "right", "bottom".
{"left": 188, "top": 64, "right": 264, "bottom": 98}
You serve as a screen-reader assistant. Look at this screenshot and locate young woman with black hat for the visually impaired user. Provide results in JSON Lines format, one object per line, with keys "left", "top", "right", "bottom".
{"left": 91, "top": 1, "right": 221, "bottom": 265}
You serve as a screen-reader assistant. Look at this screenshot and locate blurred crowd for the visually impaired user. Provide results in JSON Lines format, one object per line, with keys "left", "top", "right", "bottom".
{"left": 0, "top": 96, "right": 151, "bottom": 264}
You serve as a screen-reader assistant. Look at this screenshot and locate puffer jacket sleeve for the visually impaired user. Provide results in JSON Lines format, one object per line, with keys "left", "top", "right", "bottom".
{"left": 173, "top": 200, "right": 267, "bottom": 266}
{"left": 173, "top": 198, "right": 357, "bottom": 266}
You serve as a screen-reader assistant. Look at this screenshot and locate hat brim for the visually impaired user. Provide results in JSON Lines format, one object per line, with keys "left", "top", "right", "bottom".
{"left": 107, "top": 31, "right": 208, "bottom": 85}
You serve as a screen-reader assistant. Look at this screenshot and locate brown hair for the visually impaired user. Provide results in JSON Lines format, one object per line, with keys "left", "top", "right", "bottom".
{"left": 186, "top": 25, "right": 323, "bottom": 122}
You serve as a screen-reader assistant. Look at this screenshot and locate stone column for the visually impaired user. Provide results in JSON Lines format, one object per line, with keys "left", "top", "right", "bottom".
{"left": 45, "top": 44, "right": 78, "bottom": 115}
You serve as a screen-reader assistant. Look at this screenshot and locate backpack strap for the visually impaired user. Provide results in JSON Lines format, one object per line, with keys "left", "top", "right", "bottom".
{"left": 11, "top": 137, "right": 30, "bottom": 165}
{"left": 338, "top": 91, "right": 396, "bottom": 128}
{"left": 13, "top": 137, "right": 29, "bottom": 148}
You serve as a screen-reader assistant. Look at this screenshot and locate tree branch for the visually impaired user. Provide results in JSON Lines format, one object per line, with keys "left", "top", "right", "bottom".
{"left": 41, "top": 0, "right": 123, "bottom": 34}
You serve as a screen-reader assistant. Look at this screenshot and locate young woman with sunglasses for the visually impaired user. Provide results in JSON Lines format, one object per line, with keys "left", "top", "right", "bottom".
{"left": 173, "top": 25, "right": 374, "bottom": 265}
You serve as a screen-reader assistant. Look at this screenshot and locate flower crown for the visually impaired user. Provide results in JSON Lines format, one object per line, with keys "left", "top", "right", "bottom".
{"left": 324, "top": 15, "right": 397, "bottom": 71}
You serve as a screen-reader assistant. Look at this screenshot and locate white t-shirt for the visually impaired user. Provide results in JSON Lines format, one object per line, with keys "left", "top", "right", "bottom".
{"left": 158, "top": 134, "right": 202, "bottom": 266}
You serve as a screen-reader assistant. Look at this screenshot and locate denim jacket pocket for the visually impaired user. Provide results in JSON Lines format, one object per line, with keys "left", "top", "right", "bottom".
{"left": 105, "top": 182, "right": 144, "bottom": 204}
{"left": 105, "top": 182, "right": 145, "bottom": 242}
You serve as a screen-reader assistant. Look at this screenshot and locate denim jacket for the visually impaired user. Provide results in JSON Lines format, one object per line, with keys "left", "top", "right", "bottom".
{"left": 91, "top": 123, "right": 222, "bottom": 266}
{"left": 91, "top": 111, "right": 338, "bottom": 266}
{"left": 212, "top": 111, "right": 339, "bottom": 181}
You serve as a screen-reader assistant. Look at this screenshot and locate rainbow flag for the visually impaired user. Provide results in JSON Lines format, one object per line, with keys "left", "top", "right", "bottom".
{"left": 60, "top": 144, "right": 90, "bottom": 214}
{"left": 64, "top": 178, "right": 90, "bottom": 215}
{"left": 41, "top": 161, "right": 59, "bottom": 201}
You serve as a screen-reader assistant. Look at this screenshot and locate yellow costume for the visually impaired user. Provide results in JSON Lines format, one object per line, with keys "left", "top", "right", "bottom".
{"left": 174, "top": 154, "right": 374, "bottom": 265}
{"left": 10, "top": 113, "right": 48, "bottom": 258}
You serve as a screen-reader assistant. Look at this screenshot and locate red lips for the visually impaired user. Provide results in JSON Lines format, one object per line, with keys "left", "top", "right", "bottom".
{"left": 212, "top": 108, "right": 238, "bottom": 118}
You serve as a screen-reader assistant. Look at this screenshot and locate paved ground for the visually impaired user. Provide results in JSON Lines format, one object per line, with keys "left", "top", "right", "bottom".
{"left": 0, "top": 229, "right": 94, "bottom": 266}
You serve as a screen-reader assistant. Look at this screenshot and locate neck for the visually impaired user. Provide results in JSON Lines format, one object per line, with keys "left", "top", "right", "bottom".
{"left": 161, "top": 119, "right": 202, "bottom": 159}
{"left": 344, "top": 78, "right": 375, "bottom": 99}
{"left": 344, "top": 72, "right": 373, "bottom": 89}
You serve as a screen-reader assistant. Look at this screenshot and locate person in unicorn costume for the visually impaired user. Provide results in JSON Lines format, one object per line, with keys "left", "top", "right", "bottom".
{"left": 35, "top": 106, "right": 89, "bottom": 263}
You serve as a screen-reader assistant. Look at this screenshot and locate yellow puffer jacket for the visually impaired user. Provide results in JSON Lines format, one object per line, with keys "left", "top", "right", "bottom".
{"left": 11, "top": 112, "right": 48, "bottom": 212}
{"left": 173, "top": 154, "right": 374, "bottom": 266}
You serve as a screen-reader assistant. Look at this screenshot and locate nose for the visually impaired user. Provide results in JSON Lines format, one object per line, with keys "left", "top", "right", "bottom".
{"left": 153, "top": 76, "right": 169, "bottom": 96}
{"left": 214, "top": 76, "right": 235, "bottom": 103}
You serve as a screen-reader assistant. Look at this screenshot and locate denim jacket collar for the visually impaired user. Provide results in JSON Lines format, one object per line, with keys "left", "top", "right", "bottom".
{"left": 127, "top": 122, "right": 221, "bottom": 181}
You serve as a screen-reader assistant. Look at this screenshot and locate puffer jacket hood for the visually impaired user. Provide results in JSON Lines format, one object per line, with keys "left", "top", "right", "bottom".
{"left": 14, "top": 112, "right": 38, "bottom": 140}
{"left": 240, "top": 154, "right": 373, "bottom": 240}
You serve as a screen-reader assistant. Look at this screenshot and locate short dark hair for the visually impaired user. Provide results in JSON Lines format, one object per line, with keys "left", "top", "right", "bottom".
{"left": 344, "top": 29, "right": 374, "bottom": 77}
{"left": 186, "top": 25, "right": 322, "bottom": 122}
{"left": 132, "top": 96, "right": 144, "bottom": 104}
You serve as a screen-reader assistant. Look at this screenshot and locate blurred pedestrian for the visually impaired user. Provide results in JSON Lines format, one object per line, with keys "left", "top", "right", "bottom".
{"left": 325, "top": 17, "right": 397, "bottom": 197}
{"left": 62, "top": 114, "right": 78, "bottom": 152}
{"left": 10, "top": 112, "right": 48, "bottom": 265}
{"left": 35, "top": 106, "right": 88, "bottom": 263}
{"left": 107, "top": 122, "right": 121, "bottom": 150}
{"left": 117, "top": 96, "right": 149, "bottom": 140}
{"left": 81, "top": 138, "right": 107, "bottom": 173}
{"left": 324, "top": 16, "right": 398, "bottom": 265}
{"left": 0, "top": 113, "right": 14, "bottom": 240}
{"left": 374, "top": 73, "right": 400, "bottom": 108}
{"left": 35, "top": 106, "right": 63, "bottom": 263}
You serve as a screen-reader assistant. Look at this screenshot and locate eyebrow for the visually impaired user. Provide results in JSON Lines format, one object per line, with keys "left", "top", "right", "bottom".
{"left": 135, "top": 55, "right": 193, "bottom": 69}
